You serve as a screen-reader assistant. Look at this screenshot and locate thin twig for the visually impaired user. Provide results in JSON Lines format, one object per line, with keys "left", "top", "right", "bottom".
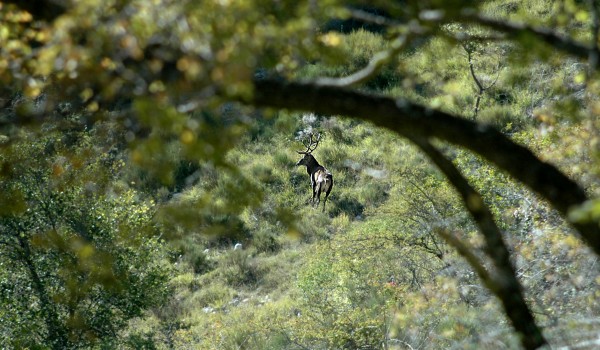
{"left": 436, "top": 229, "right": 494, "bottom": 289}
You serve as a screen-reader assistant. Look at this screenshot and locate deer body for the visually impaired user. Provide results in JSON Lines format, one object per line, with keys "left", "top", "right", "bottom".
{"left": 296, "top": 133, "right": 333, "bottom": 211}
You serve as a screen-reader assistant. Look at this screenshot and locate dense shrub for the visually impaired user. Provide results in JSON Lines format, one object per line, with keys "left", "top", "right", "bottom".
{"left": 220, "top": 250, "right": 262, "bottom": 287}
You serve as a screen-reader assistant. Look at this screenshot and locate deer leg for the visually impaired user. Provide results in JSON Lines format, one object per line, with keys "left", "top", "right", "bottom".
{"left": 323, "top": 190, "right": 330, "bottom": 212}
{"left": 323, "top": 176, "right": 333, "bottom": 212}
{"left": 310, "top": 178, "right": 317, "bottom": 205}
{"left": 316, "top": 185, "right": 322, "bottom": 209}
{"left": 314, "top": 183, "right": 322, "bottom": 208}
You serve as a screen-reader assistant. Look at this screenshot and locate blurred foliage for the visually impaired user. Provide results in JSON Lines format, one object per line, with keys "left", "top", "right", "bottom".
{"left": 0, "top": 127, "right": 171, "bottom": 348}
{"left": 1, "top": 0, "right": 600, "bottom": 349}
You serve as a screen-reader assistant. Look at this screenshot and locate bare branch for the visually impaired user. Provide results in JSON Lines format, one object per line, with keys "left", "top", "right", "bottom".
{"left": 487, "top": 65, "right": 501, "bottom": 89}
{"left": 462, "top": 43, "right": 502, "bottom": 118}
{"left": 348, "top": 9, "right": 404, "bottom": 28}
{"left": 316, "top": 34, "right": 410, "bottom": 88}
{"left": 463, "top": 45, "right": 485, "bottom": 91}
{"left": 446, "top": 31, "right": 508, "bottom": 43}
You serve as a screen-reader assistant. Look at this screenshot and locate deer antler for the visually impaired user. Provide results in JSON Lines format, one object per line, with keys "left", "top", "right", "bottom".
{"left": 299, "top": 132, "right": 322, "bottom": 154}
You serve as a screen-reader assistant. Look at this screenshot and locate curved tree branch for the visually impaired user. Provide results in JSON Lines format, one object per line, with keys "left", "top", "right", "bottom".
{"left": 462, "top": 43, "right": 502, "bottom": 119}
{"left": 348, "top": 9, "right": 404, "bottom": 28}
{"left": 459, "top": 13, "right": 597, "bottom": 61}
{"left": 315, "top": 34, "right": 410, "bottom": 88}
{"left": 412, "top": 137, "right": 546, "bottom": 349}
{"left": 249, "top": 78, "right": 600, "bottom": 256}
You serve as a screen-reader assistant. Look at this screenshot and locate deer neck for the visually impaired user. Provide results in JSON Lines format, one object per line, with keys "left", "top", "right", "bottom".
{"left": 305, "top": 157, "right": 321, "bottom": 174}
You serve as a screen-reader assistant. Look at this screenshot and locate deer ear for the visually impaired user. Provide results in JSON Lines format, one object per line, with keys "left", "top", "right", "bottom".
{"left": 297, "top": 151, "right": 306, "bottom": 154}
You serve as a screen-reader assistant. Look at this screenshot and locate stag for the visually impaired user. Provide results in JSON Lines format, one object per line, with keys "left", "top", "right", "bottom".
{"left": 296, "top": 132, "right": 333, "bottom": 211}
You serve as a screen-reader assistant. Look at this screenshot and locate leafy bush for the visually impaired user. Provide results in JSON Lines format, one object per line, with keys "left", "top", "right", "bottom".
{"left": 330, "top": 195, "right": 365, "bottom": 218}
{"left": 220, "top": 250, "right": 262, "bottom": 287}
{"left": 252, "top": 229, "right": 281, "bottom": 254}
{"left": 0, "top": 131, "right": 171, "bottom": 349}
{"left": 192, "top": 282, "right": 235, "bottom": 308}
{"left": 188, "top": 250, "right": 215, "bottom": 275}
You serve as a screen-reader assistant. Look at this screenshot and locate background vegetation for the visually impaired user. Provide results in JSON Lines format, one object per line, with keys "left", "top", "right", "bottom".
{"left": 0, "top": 0, "right": 599, "bottom": 349}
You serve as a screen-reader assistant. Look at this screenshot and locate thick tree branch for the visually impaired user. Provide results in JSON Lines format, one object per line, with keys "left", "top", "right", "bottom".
{"left": 3, "top": 0, "right": 69, "bottom": 22}
{"left": 249, "top": 78, "right": 600, "bottom": 256}
{"left": 413, "top": 137, "right": 546, "bottom": 349}
{"left": 333, "top": 8, "right": 598, "bottom": 71}
{"left": 460, "top": 13, "right": 597, "bottom": 61}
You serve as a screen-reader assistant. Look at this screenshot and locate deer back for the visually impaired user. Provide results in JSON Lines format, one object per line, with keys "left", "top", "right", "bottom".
{"left": 313, "top": 166, "right": 330, "bottom": 182}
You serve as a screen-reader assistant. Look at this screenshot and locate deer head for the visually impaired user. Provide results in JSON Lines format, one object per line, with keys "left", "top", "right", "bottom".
{"left": 296, "top": 132, "right": 321, "bottom": 167}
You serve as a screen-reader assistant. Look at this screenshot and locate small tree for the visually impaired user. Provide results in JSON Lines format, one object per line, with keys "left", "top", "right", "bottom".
{"left": 0, "top": 129, "right": 171, "bottom": 349}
